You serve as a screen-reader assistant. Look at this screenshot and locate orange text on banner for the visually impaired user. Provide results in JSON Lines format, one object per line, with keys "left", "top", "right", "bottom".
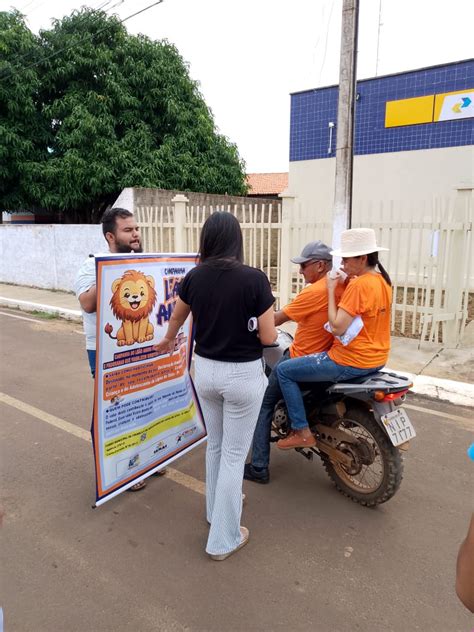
{"left": 103, "top": 350, "right": 186, "bottom": 400}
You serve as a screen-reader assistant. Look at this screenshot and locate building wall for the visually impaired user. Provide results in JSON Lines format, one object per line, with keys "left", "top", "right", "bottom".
{"left": 290, "top": 60, "right": 473, "bottom": 161}
{"left": 0, "top": 189, "right": 281, "bottom": 291}
{"left": 0, "top": 225, "right": 105, "bottom": 291}
{"left": 289, "top": 145, "right": 474, "bottom": 219}
{"left": 289, "top": 60, "right": 473, "bottom": 214}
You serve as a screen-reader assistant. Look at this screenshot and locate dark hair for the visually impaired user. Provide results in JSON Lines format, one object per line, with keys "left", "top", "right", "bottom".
{"left": 101, "top": 208, "right": 134, "bottom": 238}
{"left": 198, "top": 212, "right": 244, "bottom": 266}
{"left": 366, "top": 251, "right": 392, "bottom": 286}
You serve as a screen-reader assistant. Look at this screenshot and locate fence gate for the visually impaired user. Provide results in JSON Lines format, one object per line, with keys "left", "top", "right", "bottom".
{"left": 136, "top": 191, "right": 472, "bottom": 348}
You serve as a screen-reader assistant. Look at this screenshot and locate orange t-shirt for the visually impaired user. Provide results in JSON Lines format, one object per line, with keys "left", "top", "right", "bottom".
{"left": 328, "top": 272, "right": 392, "bottom": 368}
{"left": 283, "top": 277, "right": 344, "bottom": 358}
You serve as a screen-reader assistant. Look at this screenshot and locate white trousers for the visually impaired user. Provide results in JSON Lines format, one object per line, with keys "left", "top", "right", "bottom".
{"left": 194, "top": 355, "right": 268, "bottom": 555}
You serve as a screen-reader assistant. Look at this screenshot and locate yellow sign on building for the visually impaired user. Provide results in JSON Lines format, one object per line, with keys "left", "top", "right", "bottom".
{"left": 385, "top": 95, "right": 434, "bottom": 128}
{"left": 385, "top": 89, "right": 473, "bottom": 128}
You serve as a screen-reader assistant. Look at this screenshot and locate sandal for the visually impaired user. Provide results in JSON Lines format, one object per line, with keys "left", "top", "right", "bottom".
{"left": 209, "top": 527, "right": 249, "bottom": 561}
{"left": 152, "top": 468, "right": 167, "bottom": 476}
{"left": 127, "top": 480, "right": 147, "bottom": 492}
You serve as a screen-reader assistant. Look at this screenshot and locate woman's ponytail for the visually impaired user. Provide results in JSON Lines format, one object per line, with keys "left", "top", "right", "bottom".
{"left": 366, "top": 252, "right": 392, "bottom": 287}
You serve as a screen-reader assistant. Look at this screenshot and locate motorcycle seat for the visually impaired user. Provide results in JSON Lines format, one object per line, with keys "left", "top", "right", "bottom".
{"left": 328, "top": 371, "right": 412, "bottom": 393}
{"left": 337, "top": 371, "right": 383, "bottom": 385}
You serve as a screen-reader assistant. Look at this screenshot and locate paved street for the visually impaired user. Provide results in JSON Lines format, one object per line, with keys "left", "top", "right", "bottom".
{"left": 1, "top": 308, "right": 473, "bottom": 632}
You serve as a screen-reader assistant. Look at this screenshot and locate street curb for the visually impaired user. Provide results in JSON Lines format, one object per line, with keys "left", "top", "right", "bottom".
{"left": 2, "top": 298, "right": 471, "bottom": 408}
{"left": 0, "top": 297, "right": 82, "bottom": 322}
{"left": 385, "top": 367, "right": 474, "bottom": 408}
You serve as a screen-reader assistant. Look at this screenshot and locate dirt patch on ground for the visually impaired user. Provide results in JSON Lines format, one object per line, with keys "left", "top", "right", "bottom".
{"left": 1, "top": 308, "right": 82, "bottom": 335}
{"left": 392, "top": 288, "right": 473, "bottom": 341}
{"left": 30, "top": 319, "right": 82, "bottom": 335}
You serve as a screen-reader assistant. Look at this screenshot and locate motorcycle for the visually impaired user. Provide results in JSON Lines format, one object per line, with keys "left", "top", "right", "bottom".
{"left": 263, "top": 330, "right": 416, "bottom": 507}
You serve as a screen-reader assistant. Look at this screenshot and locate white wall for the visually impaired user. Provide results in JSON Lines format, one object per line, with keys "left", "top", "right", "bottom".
{"left": 289, "top": 145, "right": 474, "bottom": 219}
{"left": 0, "top": 224, "right": 106, "bottom": 291}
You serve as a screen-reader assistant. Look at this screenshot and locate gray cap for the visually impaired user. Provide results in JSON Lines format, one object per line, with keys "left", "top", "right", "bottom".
{"left": 291, "top": 240, "right": 332, "bottom": 264}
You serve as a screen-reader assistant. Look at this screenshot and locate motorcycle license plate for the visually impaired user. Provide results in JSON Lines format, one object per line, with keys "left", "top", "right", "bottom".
{"left": 381, "top": 408, "right": 416, "bottom": 446}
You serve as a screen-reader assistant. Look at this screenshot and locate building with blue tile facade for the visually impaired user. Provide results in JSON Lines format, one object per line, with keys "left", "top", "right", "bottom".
{"left": 288, "top": 60, "right": 473, "bottom": 220}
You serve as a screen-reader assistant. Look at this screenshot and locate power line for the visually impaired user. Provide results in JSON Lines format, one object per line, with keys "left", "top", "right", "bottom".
{"left": 96, "top": 0, "right": 115, "bottom": 9}
{"left": 1, "top": 0, "right": 164, "bottom": 83}
{"left": 318, "top": 0, "right": 335, "bottom": 87}
{"left": 375, "top": 0, "right": 383, "bottom": 76}
{"left": 2, "top": 0, "right": 127, "bottom": 72}
{"left": 21, "top": 0, "right": 49, "bottom": 16}
{"left": 308, "top": 0, "right": 328, "bottom": 87}
{"left": 19, "top": 0, "right": 39, "bottom": 10}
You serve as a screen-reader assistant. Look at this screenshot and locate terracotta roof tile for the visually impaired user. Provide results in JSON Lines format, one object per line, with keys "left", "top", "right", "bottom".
{"left": 246, "top": 172, "right": 288, "bottom": 195}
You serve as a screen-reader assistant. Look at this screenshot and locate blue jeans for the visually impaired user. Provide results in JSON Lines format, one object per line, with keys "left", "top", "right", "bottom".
{"left": 250, "top": 349, "right": 291, "bottom": 469}
{"left": 276, "top": 352, "right": 383, "bottom": 430}
{"left": 87, "top": 350, "right": 96, "bottom": 378}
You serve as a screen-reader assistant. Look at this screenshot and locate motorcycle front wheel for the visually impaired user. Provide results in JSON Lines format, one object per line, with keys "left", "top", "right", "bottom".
{"left": 320, "top": 407, "right": 403, "bottom": 507}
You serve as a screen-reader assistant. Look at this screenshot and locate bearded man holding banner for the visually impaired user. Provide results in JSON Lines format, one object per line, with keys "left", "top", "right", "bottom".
{"left": 74, "top": 207, "right": 165, "bottom": 492}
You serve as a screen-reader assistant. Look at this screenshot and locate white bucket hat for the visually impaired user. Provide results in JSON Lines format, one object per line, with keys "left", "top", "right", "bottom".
{"left": 330, "top": 228, "right": 389, "bottom": 257}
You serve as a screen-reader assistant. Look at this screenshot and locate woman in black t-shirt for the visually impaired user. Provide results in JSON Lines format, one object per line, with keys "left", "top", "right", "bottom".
{"left": 155, "top": 212, "right": 276, "bottom": 561}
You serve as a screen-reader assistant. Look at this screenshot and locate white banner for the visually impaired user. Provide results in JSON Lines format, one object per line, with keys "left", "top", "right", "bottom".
{"left": 92, "top": 253, "right": 206, "bottom": 505}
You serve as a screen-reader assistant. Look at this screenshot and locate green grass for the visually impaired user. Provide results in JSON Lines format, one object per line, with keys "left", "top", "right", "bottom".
{"left": 29, "top": 310, "right": 59, "bottom": 320}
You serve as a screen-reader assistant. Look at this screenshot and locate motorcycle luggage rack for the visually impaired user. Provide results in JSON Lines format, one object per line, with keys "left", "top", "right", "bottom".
{"left": 327, "top": 371, "right": 412, "bottom": 394}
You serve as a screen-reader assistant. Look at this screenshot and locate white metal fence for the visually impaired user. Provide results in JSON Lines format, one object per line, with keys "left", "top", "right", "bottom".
{"left": 136, "top": 192, "right": 473, "bottom": 347}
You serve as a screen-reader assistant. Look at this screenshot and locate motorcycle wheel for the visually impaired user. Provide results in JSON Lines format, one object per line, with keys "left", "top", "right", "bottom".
{"left": 320, "top": 407, "right": 403, "bottom": 507}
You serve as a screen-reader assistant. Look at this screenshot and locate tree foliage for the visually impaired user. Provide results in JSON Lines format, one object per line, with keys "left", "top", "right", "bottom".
{"left": 0, "top": 10, "right": 49, "bottom": 211}
{"left": 0, "top": 9, "right": 247, "bottom": 221}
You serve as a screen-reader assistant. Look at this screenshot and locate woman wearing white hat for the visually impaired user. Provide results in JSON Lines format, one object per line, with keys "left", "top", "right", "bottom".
{"left": 276, "top": 228, "right": 392, "bottom": 450}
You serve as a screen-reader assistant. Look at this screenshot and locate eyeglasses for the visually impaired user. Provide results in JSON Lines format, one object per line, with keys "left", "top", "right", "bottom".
{"left": 301, "top": 259, "right": 324, "bottom": 269}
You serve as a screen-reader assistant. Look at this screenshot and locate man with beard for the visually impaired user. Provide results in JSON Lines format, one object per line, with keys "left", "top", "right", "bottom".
{"left": 74, "top": 207, "right": 160, "bottom": 491}
{"left": 75, "top": 208, "right": 143, "bottom": 376}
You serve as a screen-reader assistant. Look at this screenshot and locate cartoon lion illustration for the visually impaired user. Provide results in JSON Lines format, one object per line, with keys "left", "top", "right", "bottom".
{"left": 104, "top": 270, "right": 157, "bottom": 346}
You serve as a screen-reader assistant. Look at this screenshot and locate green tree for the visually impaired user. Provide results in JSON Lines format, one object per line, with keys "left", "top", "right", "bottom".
{"left": 0, "top": 9, "right": 247, "bottom": 220}
{"left": 0, "top": 11, "right": 49, "bottom": 213}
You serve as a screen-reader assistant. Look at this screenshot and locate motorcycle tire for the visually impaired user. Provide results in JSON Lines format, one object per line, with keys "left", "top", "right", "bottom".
{"left": 320, "top": 407, "right": 403, "bottom": 507}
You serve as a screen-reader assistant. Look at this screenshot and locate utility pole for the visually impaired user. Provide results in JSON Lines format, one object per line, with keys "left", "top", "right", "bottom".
{"left": 332, "top": 0, "right": 359, "bottom": 250}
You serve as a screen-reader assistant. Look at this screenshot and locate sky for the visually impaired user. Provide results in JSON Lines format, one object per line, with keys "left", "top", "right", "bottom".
{"left": 2, "top": 0, "right": 473, "bottom": 173}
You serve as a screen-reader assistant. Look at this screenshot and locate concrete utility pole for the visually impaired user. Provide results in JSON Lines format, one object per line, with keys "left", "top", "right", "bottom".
{"left": 332, "top": 0, "right": 359, "bottom": 250}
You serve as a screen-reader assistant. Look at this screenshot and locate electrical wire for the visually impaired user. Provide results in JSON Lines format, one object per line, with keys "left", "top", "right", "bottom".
{"left": 308, "top": 0, "right": 328, "bottom": 86}
{"left": 19, "top": 0, "right": 39, "bottom": 11}
{"left": 375, "top": 0, "right": 383, "bottom": 76}
{"left": 2, "top": 0, "right": 126, "bottom": 71}
{"left": 1, "top": 0, "right": 163, "bottom": 83}
{"left": 317, "top": 0, "right": 336, "bottom": 87}
{"left": 21, "top": 0, "right": 49, "bottom": 16}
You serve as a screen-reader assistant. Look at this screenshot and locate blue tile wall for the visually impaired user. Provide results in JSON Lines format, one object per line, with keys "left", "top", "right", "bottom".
{"left": 290, "top": 59, "right": 474, "bottom": 161}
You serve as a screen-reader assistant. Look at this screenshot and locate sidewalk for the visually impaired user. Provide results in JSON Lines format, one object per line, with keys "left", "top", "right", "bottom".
{"left": 1, "top": 282, "right": 473, "bottom": 408}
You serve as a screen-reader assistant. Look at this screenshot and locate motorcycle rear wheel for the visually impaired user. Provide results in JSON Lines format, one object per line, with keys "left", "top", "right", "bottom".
{"left": 320, "top": 407, "right": 403, "bottom": 507}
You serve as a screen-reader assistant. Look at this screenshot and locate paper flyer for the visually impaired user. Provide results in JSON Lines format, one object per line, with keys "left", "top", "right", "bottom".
{"left": 92, "top": 253, "right": 206, "bottom": 505}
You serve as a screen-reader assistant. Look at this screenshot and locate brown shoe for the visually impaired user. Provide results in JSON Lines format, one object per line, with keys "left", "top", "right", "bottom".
{"left": 127, "top": 480, "right": 147, "bottom": 492}
{"left": 277, "top": 428, "right": 316, "bottom": 450}
{"left": 152, "top": 467, "right": 167, "bottom": 477}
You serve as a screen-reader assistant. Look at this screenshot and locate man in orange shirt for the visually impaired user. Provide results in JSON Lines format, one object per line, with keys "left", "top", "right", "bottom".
{"left": 276, "top": 228, "right": 391, "bottom": 450}
{"left": 244, "top": 241, "right": 342, "bottom": 484}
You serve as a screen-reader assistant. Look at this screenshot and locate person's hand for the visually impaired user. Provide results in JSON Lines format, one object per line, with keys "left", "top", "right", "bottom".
{"left": 327, "top": 271, "right": 342, "bottom": 291}
{"left": 154, "top": 337, "right": 176, "bottom": 355}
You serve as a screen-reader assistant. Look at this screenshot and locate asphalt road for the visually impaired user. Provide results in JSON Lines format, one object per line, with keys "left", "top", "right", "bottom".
{"left": 0, "top": 308, "right": 473, "bottom": 632}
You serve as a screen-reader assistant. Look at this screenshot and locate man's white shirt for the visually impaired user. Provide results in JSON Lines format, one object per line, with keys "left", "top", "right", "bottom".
{"left": 74, "top": 253, "right": 109, "bottom": 350}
